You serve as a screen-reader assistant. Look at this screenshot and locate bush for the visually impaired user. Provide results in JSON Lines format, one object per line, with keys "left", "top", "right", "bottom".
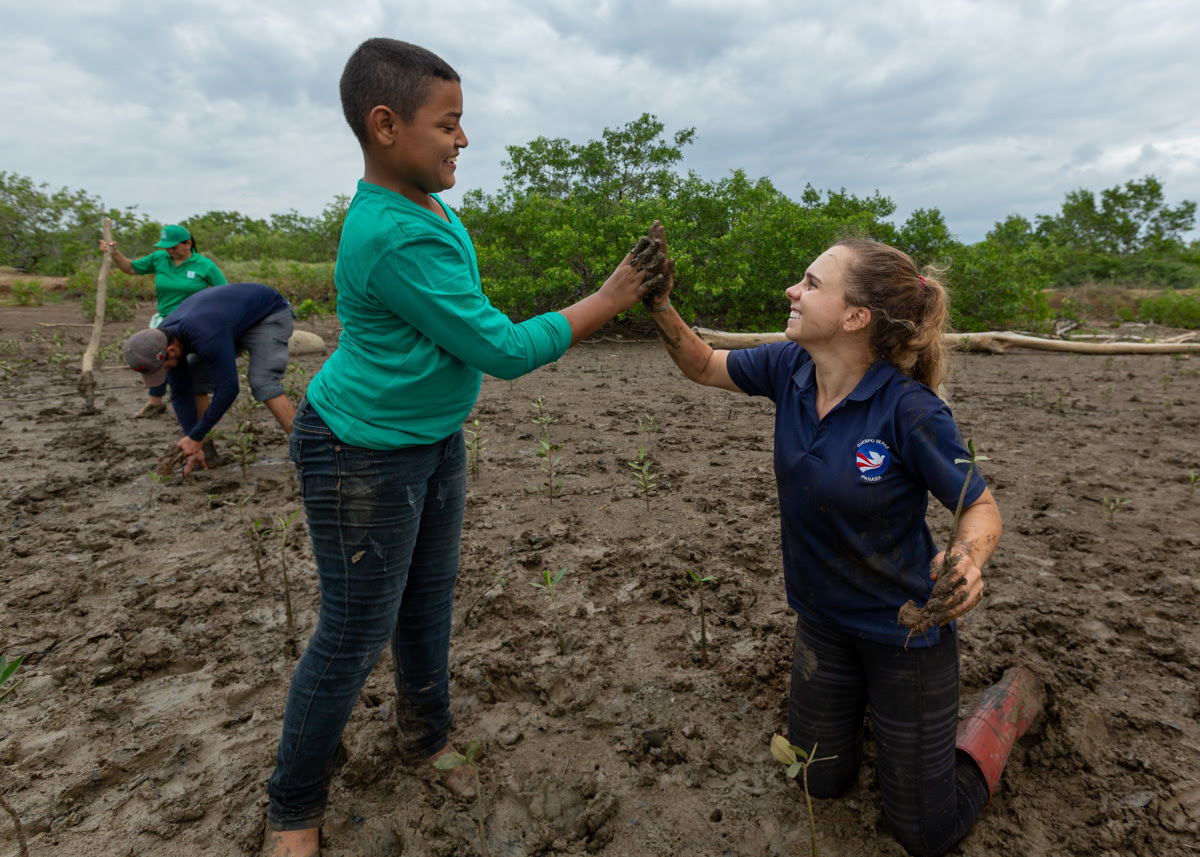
{"left": 943, "top": 242, "right": 1051, "bottom": 332}
{"left": 1137, "top": 291, "right": 1200, "bottom": 328}
{"left": 10, "top": 279, "right": 54, "bottom": 306}
{"left": 221, "top": 259, "right": 337, "bottom": 310}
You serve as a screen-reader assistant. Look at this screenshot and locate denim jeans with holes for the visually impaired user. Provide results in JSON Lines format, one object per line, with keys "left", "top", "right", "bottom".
{"left": 266, "top": 398, "right": 466, "bottom": 831}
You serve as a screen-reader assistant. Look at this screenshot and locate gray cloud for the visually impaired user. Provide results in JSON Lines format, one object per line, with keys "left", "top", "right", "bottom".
{"left": 2, "top": 0, "right": 1197, "bottom": 244}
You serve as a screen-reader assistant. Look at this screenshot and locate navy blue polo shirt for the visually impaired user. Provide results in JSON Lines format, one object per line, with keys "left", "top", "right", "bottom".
{"left": 160, "top": 282, "right": 290, "bottom": 441}
{"left": 727, "top": 341, "right": 986, "bottom": 647}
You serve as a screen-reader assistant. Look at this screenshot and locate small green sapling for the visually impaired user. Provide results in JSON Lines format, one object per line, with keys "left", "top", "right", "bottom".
{"left": 628, "top": 446, "right": 658, "bottom": 511}
{"left": 435, "top": 741, "right": 488, "bottom": 854}
{"left": 532, "top": 397, "right": 563, "bottom": 500}
{"left": 1102, "top": 496, "right": 1130, "bottom": 525}
{"left": 771, "top": 735, "right": 837, "bottom": 857}
{"left": 0, "top": 653, "right": 29, "bottom": 857}
{"left": 530, "top": 567, "right": 568, "bottom": 655}
{"left": 687, "top": 570, "right": 716, "bottom": 665}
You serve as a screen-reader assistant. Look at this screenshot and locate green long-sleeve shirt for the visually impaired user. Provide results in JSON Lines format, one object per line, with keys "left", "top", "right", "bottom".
{"left": 306, "top": 181, "right": 572, "bottom": 449}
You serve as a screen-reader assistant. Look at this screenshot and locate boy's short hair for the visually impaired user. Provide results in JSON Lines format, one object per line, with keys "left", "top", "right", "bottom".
{"left": 340, "top": 38, "right": 460, "bottom": 146}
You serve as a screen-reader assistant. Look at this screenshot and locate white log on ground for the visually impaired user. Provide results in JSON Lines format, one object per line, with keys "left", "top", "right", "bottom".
{"left": 692, "top": 327, "right": 1200, "bottom": 354}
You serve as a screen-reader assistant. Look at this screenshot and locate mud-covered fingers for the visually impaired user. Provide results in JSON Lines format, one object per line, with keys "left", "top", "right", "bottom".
{"left": 630, "top": 236, "right": 657, "bottom": 269}
{"left": 946, "top": 577, "right": 985, "bottom": 621}
{"left": 649, "top": 219, "right": 666, "bottom": 251}
{"left": 643, "top": 258, "right": 676, "bottom": 307}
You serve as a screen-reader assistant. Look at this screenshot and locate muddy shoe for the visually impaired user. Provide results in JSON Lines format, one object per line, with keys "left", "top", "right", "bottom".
{"left": 134, "top": 402, "right": 167, "bottom": 418}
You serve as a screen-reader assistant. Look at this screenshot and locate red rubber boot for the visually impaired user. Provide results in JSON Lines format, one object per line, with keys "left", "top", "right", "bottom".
{"left": 956, "top": 666, "right": 1045, "bottom": 800}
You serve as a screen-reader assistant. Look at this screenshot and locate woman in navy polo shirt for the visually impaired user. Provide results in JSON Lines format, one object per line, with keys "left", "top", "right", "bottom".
{"left": 645, "top": 236, "right": 1042, "bottom": 857}
{"left": 101, "top": 224, "right": 227, "bottom": 417}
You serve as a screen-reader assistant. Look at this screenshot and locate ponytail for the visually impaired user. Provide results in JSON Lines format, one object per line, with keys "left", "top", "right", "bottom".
{"left": 834, "top": 239, "right": 950, "bottom": 390}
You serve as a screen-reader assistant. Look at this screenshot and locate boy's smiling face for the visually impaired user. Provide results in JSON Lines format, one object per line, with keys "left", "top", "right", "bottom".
{"left": 367, "top": 79, "right": 468, "bottom": 210}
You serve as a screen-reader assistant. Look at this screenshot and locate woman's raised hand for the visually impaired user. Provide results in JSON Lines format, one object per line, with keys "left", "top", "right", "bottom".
{"left": 629, "top": 220, "right": 674, "bottom": 310}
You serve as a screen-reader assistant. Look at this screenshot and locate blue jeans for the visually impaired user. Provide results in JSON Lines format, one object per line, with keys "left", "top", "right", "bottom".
{"left": 788, "top": 615, "right": 989, "bottom": 857}
{"left": 266, "top": 399, "right": 466, "bottom": 831}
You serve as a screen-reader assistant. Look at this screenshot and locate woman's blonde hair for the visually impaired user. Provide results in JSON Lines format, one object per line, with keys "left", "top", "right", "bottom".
{"left": 834, "top": 239, "right": 950, "bottom": 390}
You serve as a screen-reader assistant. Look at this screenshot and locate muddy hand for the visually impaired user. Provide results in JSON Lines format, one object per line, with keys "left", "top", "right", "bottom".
{"left": 629, "top": 235, "right": 663, "bottom": 272}
{"left": 931, "top": 551, "right": 983, "bottom": 620}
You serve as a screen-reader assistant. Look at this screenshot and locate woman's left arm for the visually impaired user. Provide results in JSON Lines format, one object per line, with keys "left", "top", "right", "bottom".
{"left": 932, "top": 487, "right": 1002, "bottom": 621}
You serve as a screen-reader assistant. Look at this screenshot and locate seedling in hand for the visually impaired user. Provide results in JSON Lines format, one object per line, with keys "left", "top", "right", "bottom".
{"left": 771, "top": 735, "right": 838, "bottom": 857}
{"left": 629, "top": 446, "right": 658, "bottom": 511}
{"left": 687, "top": 570, "right": 716, "bottom": 665}
{"left": 435, "top": 741, "right": 488, "bottom": 855}
{"left": 1102, "top": 496, "right": 1130, "bottom": 525}
{"left": 530, "top": 566, "right": 568, "bottom": 655}
{"left": 898, "top": 439, "right": 990, "bottom": 635}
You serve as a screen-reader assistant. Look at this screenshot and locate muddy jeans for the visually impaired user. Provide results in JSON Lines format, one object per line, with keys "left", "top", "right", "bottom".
{"left": 787, "top": 614, "right": 990, "bottom": 857}
{"left": 266, "top": 399, "right": 466, "bottom": 831}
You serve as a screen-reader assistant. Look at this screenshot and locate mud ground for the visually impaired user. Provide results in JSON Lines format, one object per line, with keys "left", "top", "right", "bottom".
{"left": 1, "top": 299, "right": 1199, "bottom": 857}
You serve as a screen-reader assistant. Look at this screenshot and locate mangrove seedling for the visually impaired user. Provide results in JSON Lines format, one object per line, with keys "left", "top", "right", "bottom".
{"left": 146, "top": 467, "right": 174, "bottom": 510}
{"left": 247, "top": 517, "right": 270, "bottom": 583}
{"left": 687, "top": 570, "right": 716, "bottom": 665}
{"left": 0, "top": 653, "right": 22, "bottom": 705}
{"left": 1, "top": 653, "right": 29, "bottom": 857}
{"left": 532, "top": 397, "right": 563, "bottom": 500}
{"left": 898, "top": 439, "right": 990, "bottom": 636}
{"left": 231, "top": 419, "right": 256, "bottom": 479}
{"left": 530, "top": 566, "right": 568, "bottom": 655}
{"left": 637, "top": 414, "right": 660, "bottom": 447}
{"left": 276, "top": 510, "right": 301, "bottom": 636}
{"left": 465, "top": 418, "right": 487, "bottom": 479}
{"left": 1102, "top": 496, "right": 1130, "bottom": 525}
{"left": 1187, "top": 470, "right": 1198, "bottom": 497}
{"left": 435, "top": 741, "right": 488, "bottom": 855}
{"left": 628, "top": 445, "right": 658, "bottom": 511}
{"left": 771, "top": 735, "right": 838, "bottom": 857}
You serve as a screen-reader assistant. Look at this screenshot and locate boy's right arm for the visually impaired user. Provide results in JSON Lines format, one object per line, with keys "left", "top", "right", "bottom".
{"left": 556, "top": 253, "right": 648, "bottom": 346}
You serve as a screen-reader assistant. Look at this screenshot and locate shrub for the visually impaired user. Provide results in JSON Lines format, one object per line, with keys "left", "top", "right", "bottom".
{"left": 1137, "top": 291, "right": 1200, "bottom": 328}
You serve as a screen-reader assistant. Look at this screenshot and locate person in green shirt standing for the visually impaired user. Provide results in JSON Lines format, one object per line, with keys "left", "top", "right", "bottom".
{"left": 263, "top": 38, "right": 653, "bottom": 856}
{"left": 100, "top": 224, "right": 227, "bottom": 417}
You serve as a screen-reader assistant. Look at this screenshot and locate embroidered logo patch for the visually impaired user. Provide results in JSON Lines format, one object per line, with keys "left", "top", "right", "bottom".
{"left": 855, "top": 439, "right": 891, "bottom": 482}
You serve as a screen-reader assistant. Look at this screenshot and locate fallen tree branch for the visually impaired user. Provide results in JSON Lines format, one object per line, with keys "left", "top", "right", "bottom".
{"left": 692, "top": 327, "right": 1200, "bottom": 354}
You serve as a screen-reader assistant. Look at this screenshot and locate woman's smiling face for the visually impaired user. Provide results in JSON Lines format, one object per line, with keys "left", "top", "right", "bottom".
{"left": 784, "top": 247, "right": 858, "bottom": 345}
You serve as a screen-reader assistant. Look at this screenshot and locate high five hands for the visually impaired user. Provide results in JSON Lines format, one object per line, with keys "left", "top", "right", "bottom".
{"left": 628, "top": 221, "right": 675, "bottom": 311}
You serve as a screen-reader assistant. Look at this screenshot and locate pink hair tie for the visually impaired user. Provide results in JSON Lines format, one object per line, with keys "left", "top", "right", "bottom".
{"left": 918, "top": 275, "right": 926, "bottom": 289}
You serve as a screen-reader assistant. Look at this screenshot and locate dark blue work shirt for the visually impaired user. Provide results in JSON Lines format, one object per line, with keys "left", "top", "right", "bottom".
{"left": 160, "top": 282, "right": 290, "bottom": 441}
{"left": 727, "top": 342, "right": 986, "bottom": 647}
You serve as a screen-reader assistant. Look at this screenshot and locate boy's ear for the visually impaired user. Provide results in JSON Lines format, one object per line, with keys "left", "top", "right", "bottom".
{"left": 365, "top": 105, "right": 401, "bottom": 147}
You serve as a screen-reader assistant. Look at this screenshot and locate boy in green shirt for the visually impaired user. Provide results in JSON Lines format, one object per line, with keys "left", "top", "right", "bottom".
{"left": 264, "top": 38, "right": 651, "bottom": 856}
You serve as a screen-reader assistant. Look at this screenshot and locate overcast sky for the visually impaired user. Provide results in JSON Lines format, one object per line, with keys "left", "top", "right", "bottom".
{"left": 4, "top": 0, "right": 1199, "bottom": 245}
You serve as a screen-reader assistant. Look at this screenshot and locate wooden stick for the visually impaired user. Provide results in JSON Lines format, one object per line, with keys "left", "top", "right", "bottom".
{"left": 77, "top": 218, "right": 112, "bottom": 410}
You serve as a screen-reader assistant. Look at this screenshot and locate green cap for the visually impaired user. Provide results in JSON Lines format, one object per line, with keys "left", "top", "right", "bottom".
{"left": 154, "top": 224, "right": 191, "bottom": 248}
